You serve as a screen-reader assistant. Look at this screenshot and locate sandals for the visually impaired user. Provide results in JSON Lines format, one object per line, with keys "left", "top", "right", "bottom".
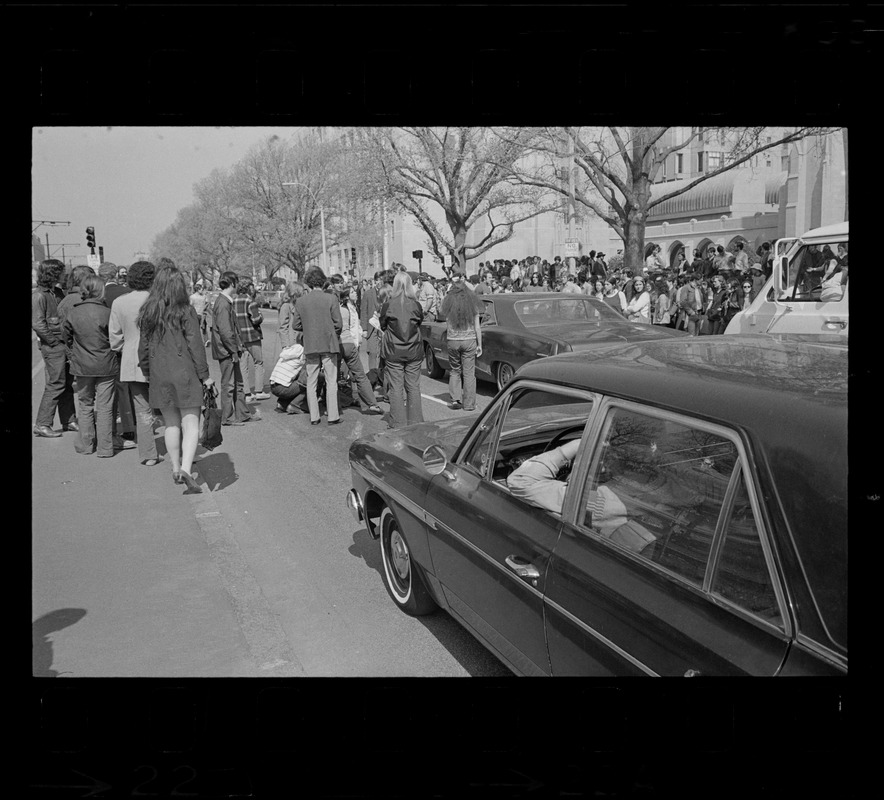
{"left": 142, "top": 458, "right": 162, "bottom": 467}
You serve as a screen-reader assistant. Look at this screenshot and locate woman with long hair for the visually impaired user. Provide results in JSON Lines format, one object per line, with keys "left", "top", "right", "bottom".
{"left": 528, "top": 273, "right": 541, "bottom": 290}
{"left": 292, "top": 267, "right": 343, "bottom": 426}
{"left": 625, "top": 276, "right": 652, "bottom": 322}
{"left": 63, "top": 274, "right": 117, "bottom": 457}
{"left": 334, "top": 283, "right": 382, "bottom": 414}
{"left": 439, "top": 270, "right": 485, "bottom": 411}
{"left": 277, "top": 281, "right": 305, "bottom": 351}
{"left": 379, "top": 271, "right": 424, "bottom": 428}
{"left": 137, "top": 264, "right": 213, "bottom": 492}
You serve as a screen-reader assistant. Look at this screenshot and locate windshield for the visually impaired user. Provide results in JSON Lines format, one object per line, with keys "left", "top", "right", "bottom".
{"left": 514, "top": 297, "right": 623, "bottom": 326}
{"left": 781, "top": 239, "right": 849, "bottom": 303}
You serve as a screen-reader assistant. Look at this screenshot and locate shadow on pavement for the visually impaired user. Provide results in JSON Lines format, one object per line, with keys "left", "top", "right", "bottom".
{"left": 347, "top": 528, "right": 511, "bottom": 677}
{"left": 32, "top": 608, "right": 87, "bottom": 677}
{"left": 194, "top": 451, "right": 238, "bottom": 491}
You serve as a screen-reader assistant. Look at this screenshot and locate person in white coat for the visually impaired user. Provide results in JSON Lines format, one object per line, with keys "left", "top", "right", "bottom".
{"left": 108, "top": 260, "right": 161, "bottom": 465}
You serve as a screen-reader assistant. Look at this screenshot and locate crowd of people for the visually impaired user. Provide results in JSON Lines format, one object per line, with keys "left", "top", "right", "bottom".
{"left": 36, "top": 238, "right": 840, "bottom": 493}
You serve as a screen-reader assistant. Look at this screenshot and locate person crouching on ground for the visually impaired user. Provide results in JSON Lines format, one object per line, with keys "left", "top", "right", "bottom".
{"left": 292, "top": 267, "right": 344, "bottom": 426}
{"left": 137, "top": 264, "right": 214, "bottom": 493}
{"left": 440, "top": 269, "right": 484, "bottom": 411}
{"left": 270, "top": 335, "right": 308, "bottom": 414}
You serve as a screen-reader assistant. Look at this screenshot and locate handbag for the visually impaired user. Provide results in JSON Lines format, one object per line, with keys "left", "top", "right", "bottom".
{"left": 199, "top": 383, "right": 224, "bottom": 450}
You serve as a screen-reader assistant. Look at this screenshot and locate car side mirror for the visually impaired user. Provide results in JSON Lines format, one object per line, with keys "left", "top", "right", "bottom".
{"left": 423, "top": 444, "right": 455, "bottom": 480}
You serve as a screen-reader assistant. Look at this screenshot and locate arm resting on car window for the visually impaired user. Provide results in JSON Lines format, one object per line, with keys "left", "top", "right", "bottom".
{"left": 507, "top": 439, "right": 580, "bottom": 514}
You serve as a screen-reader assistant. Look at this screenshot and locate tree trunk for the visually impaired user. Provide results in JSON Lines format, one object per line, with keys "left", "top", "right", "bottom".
{"left": 452, "top": 223, "right": 468, "bottom": 275}
{"left": 622, "top": 213, "right": 646, "bottom": 275}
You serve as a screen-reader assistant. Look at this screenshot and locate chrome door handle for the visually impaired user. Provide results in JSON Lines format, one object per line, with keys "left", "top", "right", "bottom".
{"left": 505, "top": 555, "right": 540, "bottom": 583}
{"left": 823, "top": 317, "right": 847, "bottom": 329}
{"left": 684, "top": 669, "right": 702, "bottom": 678}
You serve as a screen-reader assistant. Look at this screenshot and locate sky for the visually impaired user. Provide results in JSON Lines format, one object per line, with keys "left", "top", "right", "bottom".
{"left": 32, "top": 126, "right": 300, "bottom": 267}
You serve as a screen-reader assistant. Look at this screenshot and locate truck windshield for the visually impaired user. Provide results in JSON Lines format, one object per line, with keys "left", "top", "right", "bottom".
{"left": 781, "top": 240, "right": 848, "bottom": 303}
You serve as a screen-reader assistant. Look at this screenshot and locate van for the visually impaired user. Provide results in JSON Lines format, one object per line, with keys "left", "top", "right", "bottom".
{"left": 724, "top": 221, "right": 848, "bottom": 340}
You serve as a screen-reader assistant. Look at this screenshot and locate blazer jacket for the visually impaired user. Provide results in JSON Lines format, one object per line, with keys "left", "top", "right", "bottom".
{"left": 210, "top": 292, "right": 242, "bottom": 360}
{"left": 292, "top": 290, "right": 343, "bottom": 355}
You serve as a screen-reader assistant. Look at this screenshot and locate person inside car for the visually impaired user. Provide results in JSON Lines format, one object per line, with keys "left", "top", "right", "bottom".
{"left": 507, "top": 438, "right": 656, "bottom": 553}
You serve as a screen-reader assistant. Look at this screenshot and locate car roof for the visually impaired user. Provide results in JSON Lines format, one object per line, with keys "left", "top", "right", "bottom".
{"left": 798, "top": 221, "right": 849, "bottom": 240}
{"left": 517, "top": 334, "right": 846, "bottom": 416}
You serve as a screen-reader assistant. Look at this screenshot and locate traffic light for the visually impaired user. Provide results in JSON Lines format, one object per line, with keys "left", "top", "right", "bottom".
{"left": 350, "top": 248, "right": 357, "bottom": 262}
{"left": 412, "top": 249, "right": 423, "bottom": 260}
{"left": 86, "top": 227, "right": 96, "bottom": 251}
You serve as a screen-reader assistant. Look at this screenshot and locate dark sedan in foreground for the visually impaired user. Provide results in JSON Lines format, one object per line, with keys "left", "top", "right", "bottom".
{"left": 422, "top": 292, "right": 686, "bottom": 390}
{"left": 347, "top": 335, "right": 847, "bottom": 676}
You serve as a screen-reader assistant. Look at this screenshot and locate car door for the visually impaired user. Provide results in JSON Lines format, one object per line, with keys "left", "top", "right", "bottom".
{"left": 544, "top": 400, "right": 792, "bottom": 676}
{"left": 424, "top": 382, "right": 594, "bottom": 675}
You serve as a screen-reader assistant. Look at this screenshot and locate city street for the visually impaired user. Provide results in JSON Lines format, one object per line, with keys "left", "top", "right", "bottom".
{"left": 31, "top": 311, "right": 510, "bottom": 677}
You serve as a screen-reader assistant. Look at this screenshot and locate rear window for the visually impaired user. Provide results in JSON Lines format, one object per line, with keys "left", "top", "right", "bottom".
{"left": 514, "top": 297, "right": 621, "bottom": 326}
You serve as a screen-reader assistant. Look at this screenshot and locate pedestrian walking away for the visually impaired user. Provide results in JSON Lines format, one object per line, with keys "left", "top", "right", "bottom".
{"left": 138, "top": 263, "right": 214, "bottom": 493}
{"left": 439, "top": 269, "right": 484, "bottom": 411}
{"left": 292, "top": 267, "right": 344, "bottom": 425}
{"left": 379, "top": 271, "right": 425, "bottom": 429}
{"left": 32, "top": 259, "right": 78, "bottom": 438}
{"left": 62, "top": 274, "right": 118, "bottom": 457}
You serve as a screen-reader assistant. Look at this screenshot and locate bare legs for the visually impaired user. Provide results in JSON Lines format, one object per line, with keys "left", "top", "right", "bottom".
{"left": 160, "top": 406, "right": 201, "bottom": 478}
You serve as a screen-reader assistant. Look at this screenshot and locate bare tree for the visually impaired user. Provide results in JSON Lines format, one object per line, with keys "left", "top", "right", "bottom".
{"left": 510, "top": 126, "right": 841, "bottom": 272}
{"left": 355, "top": 127, "right": 559, "bottom": 275}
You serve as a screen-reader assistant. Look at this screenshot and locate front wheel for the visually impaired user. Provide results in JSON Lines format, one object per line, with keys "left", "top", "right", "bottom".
{"left": 495, "top": 361, "right": 515, "bottom": 392}
{"left": 425, "top": 343, "right": 445, "bottom": 379}
{"left": 379, "top": 506, "right": 437, "bottom": 616}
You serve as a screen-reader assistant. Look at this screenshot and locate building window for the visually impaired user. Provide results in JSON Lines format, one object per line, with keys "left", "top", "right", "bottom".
{"left": 697, "top": 152, "right": 704, "bottom": 172}
{"left": 706, "top": 152, "right": 722, "bottom": 170}
{"left": 676, "top": 153, "right": 684, "bottom": 174}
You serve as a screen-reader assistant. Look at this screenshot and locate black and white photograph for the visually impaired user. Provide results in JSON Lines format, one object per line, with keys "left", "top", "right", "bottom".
{"left": 19, "top": 3, "right": 861, "bottom": 797}
{"left": 31, "top": 124, "right": 848, "bottom": 678}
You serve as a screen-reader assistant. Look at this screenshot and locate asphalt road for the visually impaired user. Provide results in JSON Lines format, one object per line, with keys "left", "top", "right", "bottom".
{"left": 31, "top": 310, "right": 510, "bottom": 677}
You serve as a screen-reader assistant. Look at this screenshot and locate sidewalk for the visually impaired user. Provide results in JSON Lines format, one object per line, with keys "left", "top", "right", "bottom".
{"left": 31, "top": 419, "right": 261, "bottom": 677}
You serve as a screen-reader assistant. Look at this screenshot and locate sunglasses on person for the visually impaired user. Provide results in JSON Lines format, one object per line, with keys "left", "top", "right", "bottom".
{"left": 742, "top": 284, "right": 752, "bottom": 289}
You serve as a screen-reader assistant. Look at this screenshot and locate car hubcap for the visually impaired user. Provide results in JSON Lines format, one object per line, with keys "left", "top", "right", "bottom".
{"left": 389, "top": 531, "right": 410, "bottom": 582}
{"left": 499, "top": 364, "right": 513, "bottom": 388}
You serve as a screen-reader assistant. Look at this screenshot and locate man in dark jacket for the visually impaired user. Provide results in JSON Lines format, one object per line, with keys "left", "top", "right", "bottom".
{"left": 32, "top": 259, "right": 78, "bottom": 438}
{"left": 210, "top": 271, "right": 258, "bottom": 426}
{"left": 63, "top": 274, "right": 119, "bottom": 457}
{"left": 292, "top": 267, "right": 344, "bottom": 425}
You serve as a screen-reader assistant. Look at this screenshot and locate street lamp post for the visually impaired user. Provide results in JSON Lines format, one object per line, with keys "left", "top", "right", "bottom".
{"left": 282, "top": 181, "right": 328, "bottom": 273}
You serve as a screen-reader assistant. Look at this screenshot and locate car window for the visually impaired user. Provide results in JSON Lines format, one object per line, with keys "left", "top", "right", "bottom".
{"left": 710, "top": 465, "right": 782, "bottom": 626}
{"left": 513, "top": 297, "right": 622, "bottom": 326}
{"left": 782, "top": 240, "right": 848, "bottom": 303}
{"left": 578, "top": 406, "right": 738, "bottom": 585}
{"left": 462, "top": 387, "right": 593, "bottom": 520}
{"left": 480, "top": 300, "right": 497, "bottom": 327}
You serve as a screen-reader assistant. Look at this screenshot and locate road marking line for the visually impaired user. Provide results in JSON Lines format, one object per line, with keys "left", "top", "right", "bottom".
{"left": 422, "top": 394, "right": 450, "bottom": 406}
{"left": 186, "top": 478, "right": 306, "bottom": 677}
